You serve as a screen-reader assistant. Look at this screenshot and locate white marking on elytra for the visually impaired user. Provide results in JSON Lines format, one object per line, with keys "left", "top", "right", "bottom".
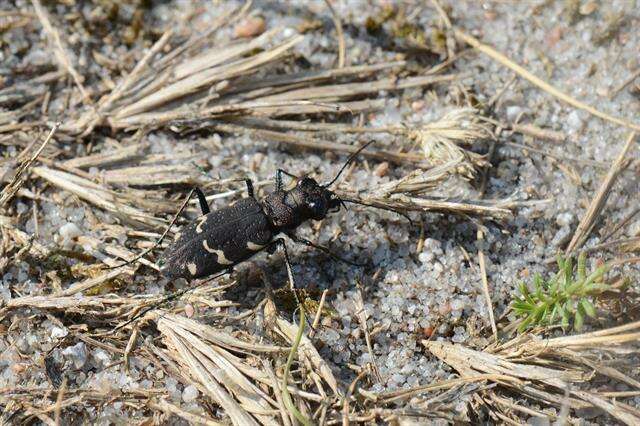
{"left": 174, "top": 232, "right": 182, "bottom": 241}
{"left": 203, "top": 240, "right": 233, "bottom": 265}
{"left": 246, "top": 241, "right": 265, "bottom": 251}
{"left": 187, "top": 262, "right": 197, "bottom": 275}
{"left": 195, "top": 216, "right": 207, "bottom": 233}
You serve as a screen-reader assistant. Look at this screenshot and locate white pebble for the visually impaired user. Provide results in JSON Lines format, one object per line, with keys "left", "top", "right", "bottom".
{"left": 566, "top": 110, "right": 584, "bottom": 132}
{"left": 62, "top": 342, "right": 87, "bottom": 369}
{"left": 182, "top": 385, "right": 199, "bottom": 403}
{"left": 50, "top": 326, "right": 68, "bottom": 339}
{"left": 418, "top": 251, "right": 434, "bottom": 264}
{"left": 555, "top": 212, "right": 574, "bottom": 227}
{"left": 506, "top": 106, "right": 523, "bottom": 121}
{"left": 59, "top": 222, "right": 82, "bottom": 240}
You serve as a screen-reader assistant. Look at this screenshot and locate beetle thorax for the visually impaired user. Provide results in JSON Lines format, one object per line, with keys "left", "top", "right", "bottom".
{"left": 261, "top": 177, "right": 340, "bottom": 231}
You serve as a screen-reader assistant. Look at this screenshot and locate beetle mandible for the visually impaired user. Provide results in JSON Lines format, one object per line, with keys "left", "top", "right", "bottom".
{"left": 157, "top": 141, "right": 409, "bottom": 290}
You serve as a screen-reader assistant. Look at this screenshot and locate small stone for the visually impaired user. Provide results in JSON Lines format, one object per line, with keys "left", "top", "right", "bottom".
{"left": 373, "top": 162, "right": 390, "bottom": 177}
{"left": 50, "top": 326, "right": 68, "bottom": 339}
{"left": 234, "top": 17, "right": 266, "bottom": 38}
{"left": 526, "top": 417, "right": 550, "bottom": 426}
{"left": 506, "top": 105, "right": 523, "bottom": 121}
{"left": 418, "top": 251, "right": 434, "bottom": 264}
{"left": 626, "top": 219, "right": 640, "bottom": 237}
{"left": 579, "top": 0, "right": 598, "bottom": 15}
{"left": 184, "top": 304, "right": 195, "bottom": 318}
{"left": 11, "top": 363, "right": 28, "bottom": 374}
{"left": 545, "top": 26, "right": 563, "bottom": 47}
{"left": 422, "top": 326, "right": 434, "bottom": 338}
{"left": 182, "top": 385, "right": 199, "bottom": 403}
{"left": 484, "top": 10, "right": 497, "bottom": 21}
{"left": 62, "top": 342, "right": 87, "bottom": 369}
{"left": 59, "top": 222, "right": 81, "bottom": 240}
{"left": 438, "top": 302, "right": 452, "bottom": 315}
{"left": 555, "top": 212, "right": 574, "bottom": 227}
{"left": 93, "top": 349, "right": 111, "bottom": 367}
{"left": 411, "top": 100, "right": 425, "bottom": 111}
{"left": 566, "top": 111, "right": 584, "bottom": 132}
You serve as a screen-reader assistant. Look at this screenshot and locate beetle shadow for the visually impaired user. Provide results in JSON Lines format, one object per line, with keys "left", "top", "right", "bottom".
{"left": 222, "top": 242, "right": 383, "bottom": 313}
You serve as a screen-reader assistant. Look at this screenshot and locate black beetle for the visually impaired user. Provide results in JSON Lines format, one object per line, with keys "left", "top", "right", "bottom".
{"left": 156, "top": 141, "right": 408, "bottom": 289}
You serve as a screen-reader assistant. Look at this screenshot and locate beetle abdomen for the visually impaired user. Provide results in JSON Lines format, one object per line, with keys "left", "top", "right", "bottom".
{"left": 159, "top": 198, "right": 274, "bottom": 279}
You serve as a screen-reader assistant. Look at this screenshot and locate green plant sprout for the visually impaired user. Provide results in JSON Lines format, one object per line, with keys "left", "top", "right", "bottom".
{"left": 512, "top": 252, "right": 610, "bottom": 332}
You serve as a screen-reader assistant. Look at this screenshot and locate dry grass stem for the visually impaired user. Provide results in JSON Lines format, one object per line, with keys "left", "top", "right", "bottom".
{"left": 32, "top": 167, "right": 165, "bottom": 228}
{"left": 454, "top": 28, "right": 640, "bottom": 132}
{"left": 0, "top": 123, "right": 59, "bottom": 207}
{"left": 477, "top": 229, "right": 498, "bottom": 341}
{"left": 425, "top": 337, "right": 640, "bottom": 425}
{"left": 323, "top": 0, "right": 346, "bottom": 68}
{"left": 609, "top": 66, "right": 640, "bottom": 99}
{"left": 566, "top": 131, "right": 636, "bottom": 253}
{"left": 509, "top": 122, "right": 566, "bottom": 142}
{"left": 31, "top": 0, "right": 90, "bottom": 105}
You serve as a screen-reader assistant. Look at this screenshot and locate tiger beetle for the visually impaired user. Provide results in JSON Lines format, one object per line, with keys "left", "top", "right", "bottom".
{"left": 155, "top": 141, "right": 410, "bottom": 294}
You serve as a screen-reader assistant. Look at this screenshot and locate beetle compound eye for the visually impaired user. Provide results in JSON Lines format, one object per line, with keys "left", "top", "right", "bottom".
{"left": 307, "top": 197, "right": 327, "bottom": 219}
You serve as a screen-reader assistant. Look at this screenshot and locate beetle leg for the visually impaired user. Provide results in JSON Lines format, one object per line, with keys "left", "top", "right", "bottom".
{"left": 286, "top": 232, "right": 366, "bottom": 267}
{"left": 275, "top": 169, "right": 298, "bottom": 191}
{"left": 244, "top": 179, "right": 255, "bottom": 198}
{"left": 273, "top": 238, "right": 296, "bottom": 293}
{"left": 194, "top": 187, "right": 210, "bottom": 215}
{"left": 109, "top": 188, "right": 196, "bottom": 269}
{"left": 266, "top": 238, "right": 302, "bottom": 305}
{"left": 265, "top": 238, "right": 314, "bottom": 330}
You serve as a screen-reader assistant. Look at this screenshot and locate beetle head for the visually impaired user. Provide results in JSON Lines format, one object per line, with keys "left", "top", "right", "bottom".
{"left": 294, "top": 176, "right": 341, "bottom": 220}
{"left": 269, "top": 141, "right": 412, "bottom": 229}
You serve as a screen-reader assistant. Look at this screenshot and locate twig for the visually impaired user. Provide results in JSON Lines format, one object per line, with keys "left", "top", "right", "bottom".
{"left": 309, "top": 289, "right": 328, "bottom": 338}
{"left": 78, "top": 30, "right": 175, "bottom": 135}
{"left": 54, "top": 378, "right": 66, "bottom": 426}
{"left": 500, "top": 141, "right": 605, "bottom": 169}
{"left": 149, "top": 399, "right": 224, "bottom": 426}
{"left": 0, "top": 123, "right": 59, "bottom": 207}
{"left": 565, "top": 132, "right": 636, "bottom": 254}
{"left": 477, "top": 228, "right": 497, "bottom": 342}
{"left": 262, "top": 360, "right": 293, "bottom": 426}
{"left": 281, "top": 307, "right": 312, "bottom": 426}
{"left": 454, "top": 28, "right": 640, "bottom": 132}
{"left": 31, "top": 0, "right": 91, "bottom": 105}
{"left": 216, "top": 124, "right": 428, "bottom": 166}
{"left": 56, "top": 268, "right": 130, "bottom": 297}
{"left": 124, "top": 326, "right": 139, "bottom": 374}
{"left": 323, "top": 0, "right": 346, "bottom": 68}
{"left": 578, "top": 236, "right": 640, "bottom": 255}
{"left": 608, "top": 66, "right": 640, "bottom": 99}
{"left": 600, "top": 207, "right": 640, "bottom": 243}
{"left": 355, "top": 278, "right": 382, "bottom": 383}
{"left": 342, "top": 368, "right": 368, "bottom": 426}
{"left": 429, "top": 0, "right": 452, "bottom": 28}
{"left": 509, "top": 122, "right": 566, "bottom": 143}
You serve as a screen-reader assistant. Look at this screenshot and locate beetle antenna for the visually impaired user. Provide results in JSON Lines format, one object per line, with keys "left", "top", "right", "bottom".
{"left": 323, "top": 141, "right": 375, "bottom": 188}
{"left": 341, "top": 197, "right": 413, "bottom": 225}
